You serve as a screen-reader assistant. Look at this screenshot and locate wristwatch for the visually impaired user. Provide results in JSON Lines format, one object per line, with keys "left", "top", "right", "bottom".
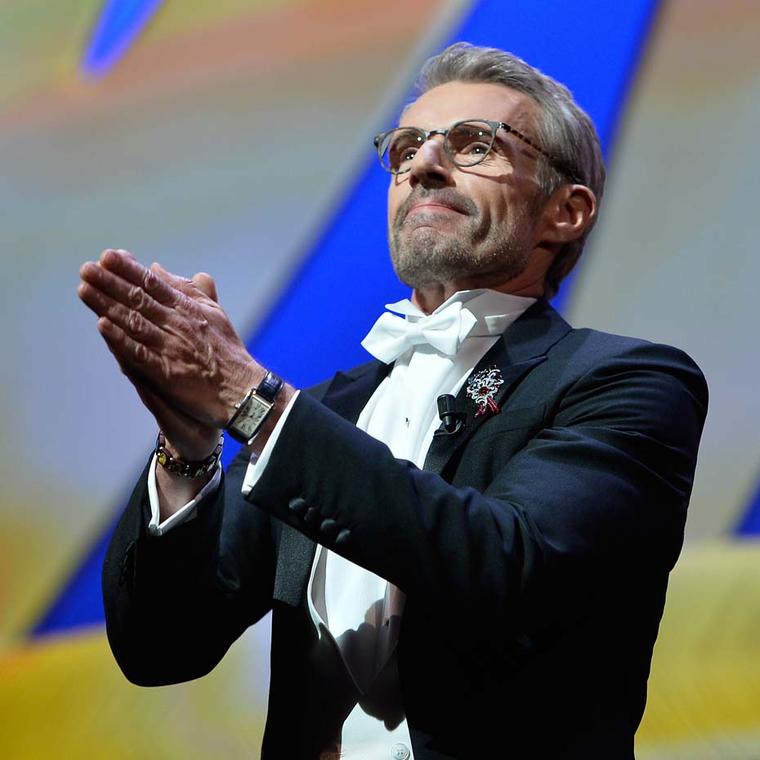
{"left": 225, "top": 370, "right": 283, "bottom": 445}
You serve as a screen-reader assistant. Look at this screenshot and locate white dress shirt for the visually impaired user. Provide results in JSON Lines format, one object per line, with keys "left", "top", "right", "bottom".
{"left": 148, "top": 288, "right": 535, "bottom": 759}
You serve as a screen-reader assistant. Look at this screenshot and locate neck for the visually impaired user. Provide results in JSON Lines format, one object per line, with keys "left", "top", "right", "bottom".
{"left": 411, "top": 271, "right": 545, "bottom": 314}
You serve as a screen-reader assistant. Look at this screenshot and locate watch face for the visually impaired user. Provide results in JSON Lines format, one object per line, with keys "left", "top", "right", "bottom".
{"left": 233, "top": 396, "right": 272, "bottom": 440}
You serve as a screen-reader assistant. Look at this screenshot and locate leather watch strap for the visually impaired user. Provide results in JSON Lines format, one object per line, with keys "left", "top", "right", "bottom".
{"left": 256, "top": 371, "right": 283, "bottom": 403}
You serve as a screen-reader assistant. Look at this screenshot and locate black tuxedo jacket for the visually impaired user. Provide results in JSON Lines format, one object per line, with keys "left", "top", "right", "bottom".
{"left": 103, "top": 300, "right": 708, "bottom": 759}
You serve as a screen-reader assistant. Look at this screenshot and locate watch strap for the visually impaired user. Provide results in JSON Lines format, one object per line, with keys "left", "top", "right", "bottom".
{"left": 256, "top": 371, "right": 283, "bottom": 403}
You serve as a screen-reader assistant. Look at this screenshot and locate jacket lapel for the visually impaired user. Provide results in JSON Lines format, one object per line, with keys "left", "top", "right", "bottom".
{"left": 423, "top": 300, "right": 572, "bottom": 477}
{"left": 273, "top": 359, "right": 391, "bottom": 607}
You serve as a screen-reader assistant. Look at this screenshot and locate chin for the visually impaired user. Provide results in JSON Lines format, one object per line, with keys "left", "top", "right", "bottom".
{"left": 392, "top": 252, "right": 474, "bottom": 290}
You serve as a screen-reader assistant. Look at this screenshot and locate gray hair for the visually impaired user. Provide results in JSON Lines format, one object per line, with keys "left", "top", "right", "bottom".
{"left": 414, "top": 42, "right": 606, "bottom": 296}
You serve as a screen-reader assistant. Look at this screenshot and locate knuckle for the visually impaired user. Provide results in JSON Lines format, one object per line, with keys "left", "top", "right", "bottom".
{"left": 128, "top": 285, "right": 146, "bottom": 310}
{"left": 106, "top": 302, "right": 120, "bottom": 321}
{"left": 142, "top": 269, "right": 159, "bottom": 293}
{"left": 177, "top": 293, "right": 193, "bottom": 312}
{"left": 134, "top": 342, "right": 149, "bottom": 363}
{"left": 127, "top": 310, "right": 143, "bottom": 335}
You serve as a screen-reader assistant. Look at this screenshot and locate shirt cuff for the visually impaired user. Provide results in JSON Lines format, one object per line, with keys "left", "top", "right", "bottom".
{"left": 147, "top": 454, "right": 222, "bottom": 537}
{"left": 242, "top": 390, "right": 300, "bottom": 497}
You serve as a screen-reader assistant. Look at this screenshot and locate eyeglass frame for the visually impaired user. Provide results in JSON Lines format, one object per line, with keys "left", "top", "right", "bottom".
{"left": 373, "top": 118, "right": 578, "bottom": 182}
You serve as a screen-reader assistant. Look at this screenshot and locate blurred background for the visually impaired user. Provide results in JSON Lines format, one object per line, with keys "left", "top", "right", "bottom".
{"left": 1, "top": 0, "right": 759, "bottom": 757}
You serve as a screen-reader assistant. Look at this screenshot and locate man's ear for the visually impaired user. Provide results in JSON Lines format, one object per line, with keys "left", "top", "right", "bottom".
{"left": 537, "top": 184, "right": 597, "bottom": 246}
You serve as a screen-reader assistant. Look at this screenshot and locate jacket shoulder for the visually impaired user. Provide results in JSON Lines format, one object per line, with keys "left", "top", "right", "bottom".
{"left": 551, "top": 325, "right": 708, "bottom": 406}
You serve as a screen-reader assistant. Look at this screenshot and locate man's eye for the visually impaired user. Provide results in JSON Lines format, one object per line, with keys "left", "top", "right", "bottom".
{"left": 460, "top": 141, "right": 491, "bottom": 155}
{"left": 389, "top": 143, "right": 418, "bottom": 169}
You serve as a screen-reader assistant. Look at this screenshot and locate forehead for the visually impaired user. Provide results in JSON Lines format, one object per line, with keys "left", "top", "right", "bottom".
{"left": 400, "top": 81, "right": 540, "bottom": 132}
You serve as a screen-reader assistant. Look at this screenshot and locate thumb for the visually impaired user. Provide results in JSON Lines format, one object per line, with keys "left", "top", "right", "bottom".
{"left": 150, "top": 262, "right": 218, "bottom": 304}
{"left": 191, "top": 272, "right": 218, "bottom": 303}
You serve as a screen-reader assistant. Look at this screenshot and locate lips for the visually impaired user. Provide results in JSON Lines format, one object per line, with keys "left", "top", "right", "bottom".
{"left": 403, "top": 193, "right": 471, "bottom": 221}
{"left": 407, "top": 202, "right": 463, "bottom": 216}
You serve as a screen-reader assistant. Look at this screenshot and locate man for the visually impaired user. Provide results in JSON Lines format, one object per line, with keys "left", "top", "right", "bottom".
{"left": 79, "top": 43, "right": 707, "bottom": 759}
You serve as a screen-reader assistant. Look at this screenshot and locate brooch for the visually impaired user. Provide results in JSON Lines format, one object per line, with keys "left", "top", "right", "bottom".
{"left": 466, "top": 366, "right": 504, "bottom": 417}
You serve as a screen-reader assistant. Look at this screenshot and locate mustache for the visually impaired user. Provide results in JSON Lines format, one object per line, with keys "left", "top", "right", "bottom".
{"left": 396, "top": 189, "right": 477, "bottom": 225}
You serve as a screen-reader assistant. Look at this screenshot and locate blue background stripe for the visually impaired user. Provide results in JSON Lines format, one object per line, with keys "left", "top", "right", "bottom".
{"left": 82, "top": 0, "right": 164, "bottom": 77}
{"left": 735, "top": 476, "right": 760, "bottom": 535}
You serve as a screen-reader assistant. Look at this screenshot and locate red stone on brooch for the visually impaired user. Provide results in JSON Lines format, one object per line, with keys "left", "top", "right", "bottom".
{"left": 466, "top": 366, "right": 504, "bottom": 417}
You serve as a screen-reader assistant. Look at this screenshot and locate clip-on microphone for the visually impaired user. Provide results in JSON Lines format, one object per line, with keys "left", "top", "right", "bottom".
{"left": 437, "top": 394, "right": 466, "bottom": 435}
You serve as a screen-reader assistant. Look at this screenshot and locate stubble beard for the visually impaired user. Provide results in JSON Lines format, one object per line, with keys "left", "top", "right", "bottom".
{"left": 390, "top": 202, "right": 536, "bottom": 290}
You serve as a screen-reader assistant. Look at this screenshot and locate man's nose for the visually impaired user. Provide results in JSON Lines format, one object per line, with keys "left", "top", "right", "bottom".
{"left": 409, "top": 137, "right": 454, "bottom": 188}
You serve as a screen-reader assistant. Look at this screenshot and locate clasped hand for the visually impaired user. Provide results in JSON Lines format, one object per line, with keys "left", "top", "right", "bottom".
{"left": 78, "top": 249, "right": 260, "bottom": 460}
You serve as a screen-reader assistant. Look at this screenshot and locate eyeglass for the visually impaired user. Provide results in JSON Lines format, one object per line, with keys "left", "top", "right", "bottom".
{"left": 373, "top": 118, "right": 567, "bottom": 178}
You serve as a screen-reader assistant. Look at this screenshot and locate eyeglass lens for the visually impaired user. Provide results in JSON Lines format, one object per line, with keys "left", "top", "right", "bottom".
{"left": 380, "top": 120, "right": 496, "bottom": 174}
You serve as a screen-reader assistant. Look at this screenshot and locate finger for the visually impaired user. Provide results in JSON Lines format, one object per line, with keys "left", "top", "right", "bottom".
{"left": 97, "top": 316, "right": 164, "bottom": 383}
{"left": 81, "top": 260, "right": 175, "bottom": 324}
{"left": 78, "top": 280, "right": 165, "bottom": 347}
{"left": 99, "top": 249, "right": 181, "bottom": 307}
{"left": 191, "top": 272, "right": 218, "bottom": 303}
{"left": 97, "top": 316, "right": 221, "bottom": 431}
{"left": 151, "top": 262, "right": 216, "bottom": 306}
{"left": 106, "top": 348, "right": 220, "bottom": 460}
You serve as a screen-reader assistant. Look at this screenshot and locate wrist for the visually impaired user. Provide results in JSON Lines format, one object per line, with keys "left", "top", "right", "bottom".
{"left": 155, "top": 461, "right": 215, "bottom": 521}
{"left": 156, "top": 432, "right": 223, "bottom": 478}
{"left": 161, "top": 433, "right": 221, "bottom": 463}
{"left": 225, "top": 369, "right": 287, "bottom": 445}
{"left": 220, "top": 360, "right": 262, "bottom": 427}
{"left": 247, "top": 382, "right": 296, "bottom": 457}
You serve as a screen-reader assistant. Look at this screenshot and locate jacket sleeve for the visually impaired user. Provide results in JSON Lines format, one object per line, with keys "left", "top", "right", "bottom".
{"left": 102, "top": 448, "right": 275, "bottom": 686}
{"left": 101, "top": 378, "right": 339, "bottom": 687}
{"left": 245, "top": 341, "right": 708, "bottom": 633}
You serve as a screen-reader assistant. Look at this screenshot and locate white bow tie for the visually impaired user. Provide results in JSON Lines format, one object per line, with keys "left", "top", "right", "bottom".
{"left": 361, "top": 301, "right": 478, "bottom": 363}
